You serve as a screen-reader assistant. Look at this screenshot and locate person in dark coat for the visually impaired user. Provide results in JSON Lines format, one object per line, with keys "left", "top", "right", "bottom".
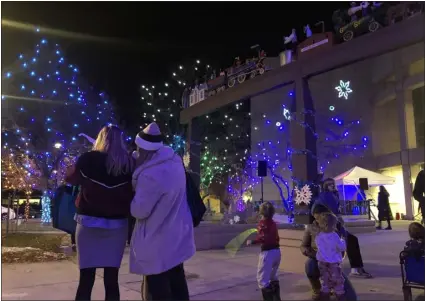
{"left": 413, "top": 170, "right": 425, "bottom": 225}
{"left": 377, "top": 186, "right": 392, "bottom": 230}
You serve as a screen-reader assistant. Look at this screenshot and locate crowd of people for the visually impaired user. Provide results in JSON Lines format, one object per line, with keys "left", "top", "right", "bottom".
{"left": 62, "top": 122, "right": 425, "bottom": 301}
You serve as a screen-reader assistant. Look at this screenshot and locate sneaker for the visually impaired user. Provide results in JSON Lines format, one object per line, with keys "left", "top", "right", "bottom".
{"left": 349, "top": 268, "right": 373, "bottom": 278}
{"left": 384, "top": 227, "right": 392, "bottom": 230}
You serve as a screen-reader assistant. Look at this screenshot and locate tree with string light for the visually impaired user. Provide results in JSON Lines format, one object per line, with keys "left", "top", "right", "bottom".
{"left": 138, "top": 60, "right": 252, "bottom": 195}
{"left": 1, "top": 150, "right": 42, "bottom": 220}
{"left": 1, "top": 36, "right": 116, "bottom": 223}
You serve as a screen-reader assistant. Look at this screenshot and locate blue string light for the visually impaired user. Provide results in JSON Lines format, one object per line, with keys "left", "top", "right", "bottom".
{"left": 2, "top": 37, "right": 117, "bottom": 223}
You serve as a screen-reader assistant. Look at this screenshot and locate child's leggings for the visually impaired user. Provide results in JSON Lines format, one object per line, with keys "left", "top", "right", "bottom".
{"left": 318, "top": 261, "right": 345, "bottom": 295}
{"left": 257, "top": 248, "right": 281, "bottom": 289}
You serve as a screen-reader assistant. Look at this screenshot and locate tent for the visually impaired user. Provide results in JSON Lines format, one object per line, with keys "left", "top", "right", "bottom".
{"left": 333, "top": 166, "right": 396, "bottom": 202}
{"left": 334, "top": 166, "right": 396, "bottom": 186}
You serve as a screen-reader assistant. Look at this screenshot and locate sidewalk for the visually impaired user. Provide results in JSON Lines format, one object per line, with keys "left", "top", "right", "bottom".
{"left": 1, "top": 221, "right": 422, "bottom": 300}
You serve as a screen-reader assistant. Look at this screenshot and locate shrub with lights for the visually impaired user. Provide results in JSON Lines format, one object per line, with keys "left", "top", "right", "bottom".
{"left": 2, "top": 37, "right": 116, "bottom": 223}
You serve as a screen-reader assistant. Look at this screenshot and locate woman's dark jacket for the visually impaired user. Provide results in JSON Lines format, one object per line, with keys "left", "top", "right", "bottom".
{"left": 377, "top": 191, "right": 390, "bottom": 211}
{"left": 65, "top": 151, "right": 133, "bottom": 219}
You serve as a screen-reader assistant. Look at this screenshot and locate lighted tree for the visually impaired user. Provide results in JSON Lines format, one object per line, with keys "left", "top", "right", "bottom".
{"left": 316, "top": 115, "right": 369, "bottom": 172}
{"left": 2, "top": 36, "right": 116, "bottom": 222}
{"left": 138, "top": 59, "right": 252, "bottom": 187}
{"left": 245, "top": 104, "right": 370, "bottom": 222}
{"left": 226, "top": 164, "right": 258, "bottom": 212}
{"left": 199, "top": 148, "right": 227, "bottom": 194}
{"left": 1, "top": 150, "right": 42, "bottom": 219}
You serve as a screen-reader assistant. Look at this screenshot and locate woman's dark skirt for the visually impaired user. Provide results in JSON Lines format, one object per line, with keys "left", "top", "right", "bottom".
{"left": 76, "top": 223, "right": 128, "bottom": 269}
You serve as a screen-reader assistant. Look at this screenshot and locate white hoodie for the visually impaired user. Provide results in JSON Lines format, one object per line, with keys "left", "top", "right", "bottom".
{"left": 129, "top": 146, "right": 195, "bottom": 275}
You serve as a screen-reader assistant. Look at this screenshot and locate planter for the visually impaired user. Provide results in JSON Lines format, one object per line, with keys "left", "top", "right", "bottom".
{"left": 294, "top": 214, "right": 310, "bottom": 225}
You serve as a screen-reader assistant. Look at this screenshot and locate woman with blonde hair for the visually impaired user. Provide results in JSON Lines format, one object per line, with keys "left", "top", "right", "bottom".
{"left": 66, "top": 124, "right": 134, "bottom": 301}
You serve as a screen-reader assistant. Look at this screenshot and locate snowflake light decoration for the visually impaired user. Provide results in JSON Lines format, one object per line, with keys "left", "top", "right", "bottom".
{"left": 335, "top": 80, "right": 353, "bottom": 100}
{"left": 294, "top": 184, "right": 313, "bottom": 205}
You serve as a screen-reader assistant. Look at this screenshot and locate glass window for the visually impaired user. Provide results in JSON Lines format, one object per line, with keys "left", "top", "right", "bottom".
{"left": 412, "top": 86, "right": 425, "bottom": 147}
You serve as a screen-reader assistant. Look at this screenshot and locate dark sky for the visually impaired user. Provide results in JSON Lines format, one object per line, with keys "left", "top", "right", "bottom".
{"left": 1, "top": 1, "right": 343, "bottom": 126}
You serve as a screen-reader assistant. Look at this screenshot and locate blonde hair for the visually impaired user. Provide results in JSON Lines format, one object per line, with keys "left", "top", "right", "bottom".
{"left": 92, "top": 125, "right": 134, "bottom": 176}
{"left": 316, "top": 212, "right": 338, "bottom": 233}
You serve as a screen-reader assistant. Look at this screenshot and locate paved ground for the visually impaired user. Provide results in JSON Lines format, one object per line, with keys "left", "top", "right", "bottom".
{"left": 2, "top": 221, "right": 423, "bottom": 300}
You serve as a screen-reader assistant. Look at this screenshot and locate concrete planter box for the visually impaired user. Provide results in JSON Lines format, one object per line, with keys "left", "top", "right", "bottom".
{"left": 194, "top": 216, "right": 375, "bottom": 251}
{"left": 194, "top": 222, "right": 304, "bottom": 251}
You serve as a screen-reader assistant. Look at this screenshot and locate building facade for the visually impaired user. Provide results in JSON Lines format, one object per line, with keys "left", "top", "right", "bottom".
{"left": 251, "top": 42, "right": 425, "bottom": 219}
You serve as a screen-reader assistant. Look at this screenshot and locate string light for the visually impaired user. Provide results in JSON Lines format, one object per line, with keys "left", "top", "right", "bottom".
{"left": 2, "top": 37, "right": 116, "bottom": 223}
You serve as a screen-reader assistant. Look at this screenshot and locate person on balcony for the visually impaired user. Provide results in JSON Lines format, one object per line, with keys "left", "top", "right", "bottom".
{"left": 313, "top": 178, "right": 372, "bottom": 279}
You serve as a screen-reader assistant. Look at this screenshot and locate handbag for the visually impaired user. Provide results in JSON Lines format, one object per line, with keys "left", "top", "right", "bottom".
{"left": 52, "top": 185, "right": 78, "bottom": 235}
{"left": 185, "top": 171, "right": 206, "bottom": 227}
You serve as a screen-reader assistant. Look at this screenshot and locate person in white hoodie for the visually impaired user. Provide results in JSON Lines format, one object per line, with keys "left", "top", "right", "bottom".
{"left": 130, "top": 122, "right": 195, "bottom": 301}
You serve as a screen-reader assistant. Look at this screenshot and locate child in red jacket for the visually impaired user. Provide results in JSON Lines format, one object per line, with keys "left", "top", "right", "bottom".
{"left": 247, "top": 202, "right": 281, "bottom": 301}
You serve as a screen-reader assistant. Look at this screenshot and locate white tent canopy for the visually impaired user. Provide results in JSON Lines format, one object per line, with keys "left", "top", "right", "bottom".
{"left": 333, "top": 166, "right": 396, "bottom": 186}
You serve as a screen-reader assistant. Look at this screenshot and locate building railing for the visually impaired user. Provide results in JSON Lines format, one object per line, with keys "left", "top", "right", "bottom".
{"left": 340, "top": 199, "right": 374, "bottom": 220}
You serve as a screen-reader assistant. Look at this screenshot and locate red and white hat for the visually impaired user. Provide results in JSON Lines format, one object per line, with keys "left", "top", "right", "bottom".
{"left": 134, "top": 122, "right": 164, "bottom": 151}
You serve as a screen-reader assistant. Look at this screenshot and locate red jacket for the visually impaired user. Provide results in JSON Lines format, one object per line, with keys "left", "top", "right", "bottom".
{"left": 253, "top": 218, "right": 280, "bottom": 251}
{"left": 65, "top": 151, "right": 133, "bottom": 219}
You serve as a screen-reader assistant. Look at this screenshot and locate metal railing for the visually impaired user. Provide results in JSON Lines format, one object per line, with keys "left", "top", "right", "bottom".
{"left": 340, "top": 199, "right": 374, "bottom": 220}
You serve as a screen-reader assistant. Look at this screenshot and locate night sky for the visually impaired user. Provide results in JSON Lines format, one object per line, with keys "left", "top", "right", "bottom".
{"left": 1, "top": 1, "right": 343, "bottom": 127}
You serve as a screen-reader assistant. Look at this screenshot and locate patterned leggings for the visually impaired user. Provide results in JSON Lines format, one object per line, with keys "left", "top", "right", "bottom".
{"left": 318, "top": 261, "right": 345, "bottom": 296}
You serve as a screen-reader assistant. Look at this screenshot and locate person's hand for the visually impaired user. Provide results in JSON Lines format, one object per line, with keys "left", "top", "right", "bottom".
{"left": 246, "top": 240, "right": 252, "bottom": 246}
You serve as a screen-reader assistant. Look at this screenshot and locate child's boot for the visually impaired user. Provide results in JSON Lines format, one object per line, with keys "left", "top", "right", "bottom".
{"left": 336, "top": 294, "right": 346, "bottom": 301}
{"left": 308, "top": 278, "right": 321, "bottom": 301}
{"left": 261, "top": 286, "right": 274, "bottom": 301}
{"left": 271, "top": 280, "right": 281, "bottom": 301}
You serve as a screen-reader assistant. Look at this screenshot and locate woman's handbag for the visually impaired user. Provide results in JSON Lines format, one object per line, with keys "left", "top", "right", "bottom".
{"left": 185, "top": 171, "right": 206, "bottom": 227}
{"left": 52, "top": 185, "right": 78, "bottom": 235}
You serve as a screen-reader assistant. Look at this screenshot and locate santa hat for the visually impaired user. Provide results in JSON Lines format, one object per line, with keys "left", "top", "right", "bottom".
{"left": 134, "top": 122, "right": 164, "bottom": 151}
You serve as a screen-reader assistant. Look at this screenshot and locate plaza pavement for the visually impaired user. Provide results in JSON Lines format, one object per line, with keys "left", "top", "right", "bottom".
{"left": 2, "top": 221, "right": 422, "bottom": 300}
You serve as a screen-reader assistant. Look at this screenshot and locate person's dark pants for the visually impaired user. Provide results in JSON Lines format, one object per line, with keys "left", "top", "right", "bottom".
{"left": 71, "top": 233, "right": 76, "bottom": 245}
{"left": 305, "top": 257, "right": 357, "bottom": 301}
{"left": 346, "top": 232, "right": 364, "bottom": 269}
{"left": 75, "top": 267, "right": 120, "bottom": 301}
{"left": 378, "top": 210, "right": 391, "bottom": 228}
{"left": 142, "top": 263, "right": 189, "bottom": 301}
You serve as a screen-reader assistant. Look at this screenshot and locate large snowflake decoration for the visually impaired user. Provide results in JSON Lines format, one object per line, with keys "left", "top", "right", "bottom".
{"left": 294, "top": 184, "right": 313, "bottom": 205}
{"left": 335, "top": 80, "right": 353, "bottom": 100}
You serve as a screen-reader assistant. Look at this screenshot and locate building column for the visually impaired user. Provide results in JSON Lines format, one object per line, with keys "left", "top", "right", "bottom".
{"left": 395, "top": 52, "right": 414, "bottom": 219}
{"left": 187, "top": 117, "right": 201, "bottom": 188}
{"left": 290, "top": 77, "right": 318, "bottom": 185}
